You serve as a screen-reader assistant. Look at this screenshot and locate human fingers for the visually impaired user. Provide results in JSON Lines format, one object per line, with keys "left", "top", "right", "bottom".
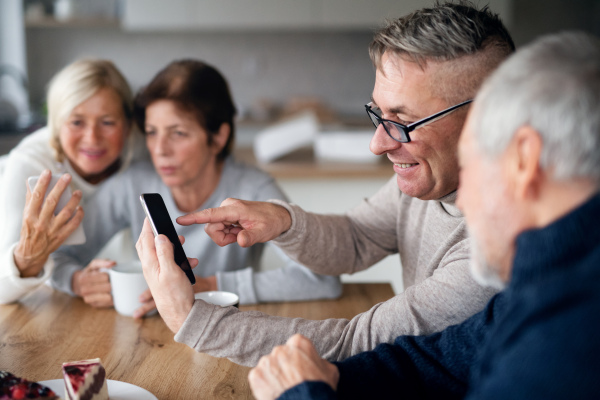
{"left": 82, "top": 291, "right": 114, "bottom": 308}
{"left": 86, "top": 259, "right": 116, "bottom": 272}
{"left": 133, "top": 298, "right": 156, "bottom": 319}
{"left": 54, "top": 204, "right": 84, "bottom": 241}
{"left": 138, "top": 288, "right": 153, "bottom": 303}
{"left": 249, "top": 353, "right": 288, "bottom": 400}
{"left": 137, "top": 219, "right": 159, "bottom": 278}
{"left": 286, "top": 334, "right": 320, "bottom": 357}
{"left": 78, "top": 281, "right": 112, "bottom": 298}
{"left": 188, "top": 257, "right": 199, "bottom": 269}
{"left": 78, "top": 272, "right": 111, "bottom": 289}
{"left": 203, "top": 221, "right": 243, "bottom": 247}
{"left": 154, "top": 235, "right": 180, "bottom": 275}
{"left": 52, "top": 189, "right": 82, "bottom": 227}
{"left": 25, "top": 169, "right": 52, "bottom": 215}
{"left": 178, "top": 235, "right": 185, "bottom": 245}
{"left": 38, "top": 173, "right": 72, "bottom": 222}
{"left": 152, "top": 234, "right": 194, "bottom": 332}
{"left": 176, "top": 201, "right": 243, "bottom": 226}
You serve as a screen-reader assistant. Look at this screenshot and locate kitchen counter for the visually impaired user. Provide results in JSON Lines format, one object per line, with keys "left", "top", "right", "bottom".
{"left": 233, "top": 146, "right": 392, "bottom": 179}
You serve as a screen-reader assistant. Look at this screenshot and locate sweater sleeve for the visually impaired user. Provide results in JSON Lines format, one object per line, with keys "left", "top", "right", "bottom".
{"left": 217, "top": 244, "right": 342, "bottom": 305}
{"left": 0, "top": 243, "right": 55, "bottom": 303}
{"left": 270, "top": 178, "right": 400, "bottom": 276}
{"left": 278, "top": 382, "right": 338, "bottom": 400}
{"left": 331, "top": 298, "right": 498, "bottom": 400}
{"left": 214, "top": 172, "right": 342, "bottom": 304}
{"left": 275, "top": 298, "right": 496, "bottom": 400}
{"left": 174, "top": 251, "right": 492, "bottom": 366}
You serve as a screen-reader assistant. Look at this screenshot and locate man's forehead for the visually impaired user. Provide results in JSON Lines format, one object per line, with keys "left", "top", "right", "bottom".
{"left": 379, "top": 51, "right": 428, "bottom": 79}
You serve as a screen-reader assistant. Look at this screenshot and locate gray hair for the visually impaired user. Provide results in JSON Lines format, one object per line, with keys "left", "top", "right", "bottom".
{"left": 369, "top": 1, "right": 514, "bottom": 67}
{"left": 369, "top": 1, "right": 514, "bottom": 104}
{"left": 472, "top": 31, "right": 600, "bottom": 185}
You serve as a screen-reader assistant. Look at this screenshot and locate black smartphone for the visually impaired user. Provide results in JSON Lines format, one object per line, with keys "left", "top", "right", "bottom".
{"left": 139, "top": 193, "right": 196, "bottom": 285}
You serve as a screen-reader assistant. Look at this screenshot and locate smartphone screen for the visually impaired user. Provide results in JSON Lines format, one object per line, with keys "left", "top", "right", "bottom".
{"left": 139, "top": 193, "right": 196, "bottom": 285}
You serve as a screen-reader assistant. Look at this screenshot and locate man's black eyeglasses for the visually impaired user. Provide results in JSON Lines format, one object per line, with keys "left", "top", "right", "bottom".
{"left": 365, "top": 99, "right": 473, "bottom": 143}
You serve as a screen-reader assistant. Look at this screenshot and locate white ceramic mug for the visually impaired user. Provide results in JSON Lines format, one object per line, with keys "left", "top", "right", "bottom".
{"left": 195, "top": 291, "right": 240, "bottom": 308}
{"left": 103, "top": 261, "right": 154, "bottom": 316}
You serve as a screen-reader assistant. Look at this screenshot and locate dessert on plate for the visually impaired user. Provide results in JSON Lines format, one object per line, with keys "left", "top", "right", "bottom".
{"left": 0, "top": 370, "right": 60, "bottom": 400}
{"left": 62, "top": 358, "right": 108, "bottom": 400}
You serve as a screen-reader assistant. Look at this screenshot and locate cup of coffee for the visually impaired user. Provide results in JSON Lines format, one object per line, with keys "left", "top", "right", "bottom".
{"left": 104, "top": 261, "right": 155, "bottom": 317}
{"left": 195, "top": 291, "right": 239, "bottom": 308}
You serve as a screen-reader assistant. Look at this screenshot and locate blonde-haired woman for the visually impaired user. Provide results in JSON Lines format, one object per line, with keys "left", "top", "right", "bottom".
{"left": 0, "top": 59, "right": 142, "bottom": 304}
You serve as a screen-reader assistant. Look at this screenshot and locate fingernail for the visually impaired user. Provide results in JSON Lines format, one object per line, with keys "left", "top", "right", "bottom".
{"left": 61, "top": 174, "right": 70, "bottom": 181}
{"left": 42, "top": 169, "right": 50, "bottom": 177}
{"left": 156, "top": 235, "right": 168, "bottom": 243}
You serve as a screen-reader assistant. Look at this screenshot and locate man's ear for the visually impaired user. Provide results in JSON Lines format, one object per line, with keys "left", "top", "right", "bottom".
{"left": 507, "top": 126, "right": 544, "bottom": 201}
{"left": 212, "top": 123, "right": 231, "bottom": 155}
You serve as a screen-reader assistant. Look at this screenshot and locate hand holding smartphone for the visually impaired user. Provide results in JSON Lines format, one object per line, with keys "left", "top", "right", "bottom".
{"left": 139, "top": 193, "right": 196, "bottom": 285}
{"left": 27, "top": 174, "right": 86, "bottom": 245}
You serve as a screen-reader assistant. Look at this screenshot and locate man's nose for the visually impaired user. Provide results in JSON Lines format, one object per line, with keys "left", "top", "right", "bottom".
{"left": 369, "top": 123, "right": 401, "bottom": 155}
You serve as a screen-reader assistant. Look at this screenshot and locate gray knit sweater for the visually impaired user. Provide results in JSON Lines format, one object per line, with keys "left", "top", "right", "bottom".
{"left": 174, "top": 177, "right": 498, "bottom": 366}
{"left": 50, "top": 158, "right": 341, "bottom": 305}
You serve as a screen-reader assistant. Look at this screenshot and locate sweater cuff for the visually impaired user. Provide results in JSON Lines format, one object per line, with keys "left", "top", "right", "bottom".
{"left": 267, "top": 200, "right": 306, "bottom": 246}
{"left": 0, "top": 243, "right": 54, "bottom": 304}
{"left": 216, "top": 267, "right": 257, "bottom": 305}
{"left": 278, "top": 381, "right": 337, "bottom": 400}
{"left": 49, "top": 261, "right": 80, "bottom": 296}
{"left": 174, "top": 299, "right": 218, "bottom": 348}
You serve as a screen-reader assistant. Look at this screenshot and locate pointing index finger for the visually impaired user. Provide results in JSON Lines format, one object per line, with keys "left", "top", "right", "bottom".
{"left": 176, "top": 206, "right": 241, "bottom": 226}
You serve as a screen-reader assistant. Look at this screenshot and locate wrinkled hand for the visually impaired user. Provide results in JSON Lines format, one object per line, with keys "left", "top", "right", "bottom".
{"left": 14, "top": 170, "right": 84, "bottom": 277}
{"left": 249, "top": 334, "right": 339, "bottom": 400}
{"left": 134, "top": 234, "right": 201, "bottom": 318}
{"left": 136, "top": 219, "right": 198, "bottom": 332}
{"left": 176, "top": 198, "right": 292, "bottom": 248}
{"left": 72, "top": 259, "right": 115, "bottom": 308}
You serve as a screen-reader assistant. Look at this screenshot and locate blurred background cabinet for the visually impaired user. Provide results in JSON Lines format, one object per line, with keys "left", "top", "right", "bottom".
{"left": 122, "top": 0, "right": 494, "bottom": 31}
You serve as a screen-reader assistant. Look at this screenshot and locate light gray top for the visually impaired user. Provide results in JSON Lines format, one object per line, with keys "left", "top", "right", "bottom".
{"left": 174, "top": 177, "right": 498, "bottom": 366}
{"left": 50, "top": 158, "right": 341, "bottom": 305}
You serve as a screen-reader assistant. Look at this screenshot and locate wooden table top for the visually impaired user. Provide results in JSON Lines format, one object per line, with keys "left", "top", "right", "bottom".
{"left": 0, "top": 283, "right": 394, "bottom": 400}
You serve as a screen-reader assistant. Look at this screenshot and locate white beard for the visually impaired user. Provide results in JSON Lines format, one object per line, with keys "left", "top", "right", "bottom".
{"left": 468, "top": 234, "right": 507, "bottom": 290}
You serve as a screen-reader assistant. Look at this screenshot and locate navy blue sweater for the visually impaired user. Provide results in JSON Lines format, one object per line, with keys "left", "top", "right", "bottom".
{"left": 280, "top": 193, "right": 600, "bottom": 399}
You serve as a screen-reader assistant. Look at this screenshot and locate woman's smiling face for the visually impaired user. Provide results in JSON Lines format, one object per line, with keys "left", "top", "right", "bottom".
{"left": 59, "top": 87, "right": 128, "bottom": 180}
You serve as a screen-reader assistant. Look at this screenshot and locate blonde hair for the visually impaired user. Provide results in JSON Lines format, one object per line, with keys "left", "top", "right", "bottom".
{"left": 46, "top": 59, "right": 135, "bottom": 167}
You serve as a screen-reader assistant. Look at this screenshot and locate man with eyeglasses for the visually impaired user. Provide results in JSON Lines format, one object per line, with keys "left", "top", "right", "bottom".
{"left": 247, "top": 30, "right": 600, "bottom": 400}
{"left": 135, "top": 2, "right": 515, "bottom": 367}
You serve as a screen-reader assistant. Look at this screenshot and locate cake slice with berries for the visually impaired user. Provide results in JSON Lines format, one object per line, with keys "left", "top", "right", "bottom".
{"left": 0, "top": 370, "right": 60, "bottom": 400}
{"left": 62, "top": 358, "right": 108, "bottom": 400}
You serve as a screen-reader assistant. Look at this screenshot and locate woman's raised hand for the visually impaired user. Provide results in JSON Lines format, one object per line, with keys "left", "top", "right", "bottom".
{"left": 176, "top": 198, "right": 292, "bottom": 248}
{"left": 13, "top": 170, "right": 84, "bottom": 277}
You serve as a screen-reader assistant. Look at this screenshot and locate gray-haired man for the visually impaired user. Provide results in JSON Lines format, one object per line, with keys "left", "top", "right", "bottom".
{"left": 136, "top": 2, "right": 515, "bottom": 366}
{"left": 249, "top": 31, "right": 600, "bottom": 400}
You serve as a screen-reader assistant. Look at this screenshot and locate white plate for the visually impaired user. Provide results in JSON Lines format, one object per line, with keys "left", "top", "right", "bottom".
{"left": 39, "top": 379, "right": 158, "bottom": 400}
